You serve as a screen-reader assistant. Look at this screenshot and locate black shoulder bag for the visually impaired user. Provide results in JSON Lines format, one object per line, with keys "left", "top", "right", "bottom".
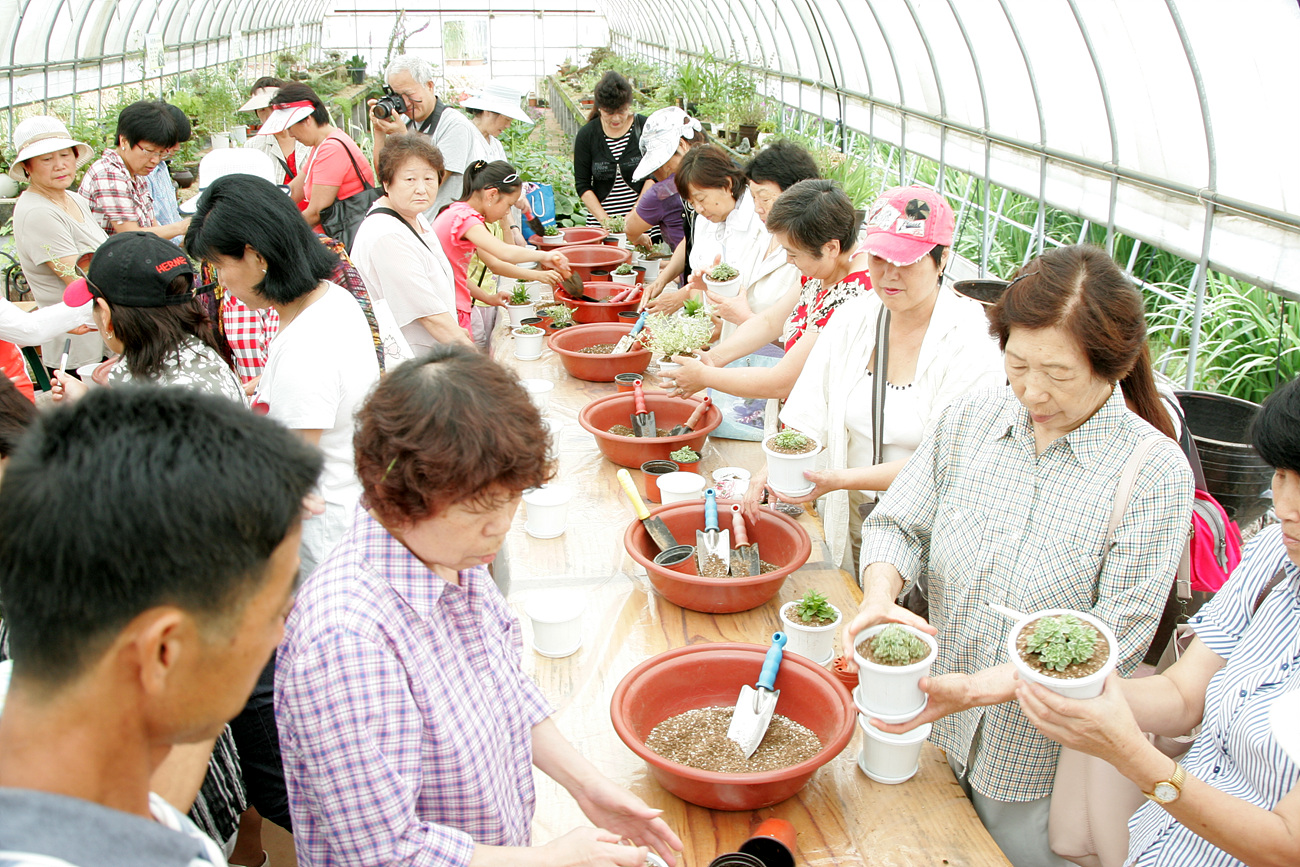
{"left": 318, "top": 136, "right": 382, "bottom": 252}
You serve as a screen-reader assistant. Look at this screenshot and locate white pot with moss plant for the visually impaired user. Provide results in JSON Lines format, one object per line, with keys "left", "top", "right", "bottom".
{"left": 641, "top": 312, "right": 712, "bottom": 379}
{"left": 702, "top": 262, "right": 741, "bottom": 298}
{"left": 603, "top": 214, "right": 627, "bottom": 247}
{"left": 762, "top": 429, "right": 822, "bottom": 497}
{"left": 504, "top": 281, "right": 534, "bottom": 329}
{"left": 851, "top": 623, "right": 937, "bottom": 721}
{"left": 780, "top": 589, "right": 842, "bottom": 665}
{"left": 512, "top": 325, "right": 546, "bottom": 361}
{"left": 611, "top": 262, "right": 637, "bottom": 286}
{"left": 1008, "top": 609, "right": 1117, "bottom": 700}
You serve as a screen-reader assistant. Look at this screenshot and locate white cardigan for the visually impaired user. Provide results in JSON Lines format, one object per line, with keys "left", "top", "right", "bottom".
{"left": 781, "top": 288, "right": 1006, "bottom": 567}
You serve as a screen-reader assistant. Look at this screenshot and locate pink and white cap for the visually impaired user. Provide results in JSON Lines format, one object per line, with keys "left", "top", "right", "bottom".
{"left": 863, "top": 185, "right": 955, "bottom": 266}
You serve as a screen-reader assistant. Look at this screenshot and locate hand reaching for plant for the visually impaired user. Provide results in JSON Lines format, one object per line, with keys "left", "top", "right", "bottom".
{"left": 643, "top": 286, "right": 690, "bottom": 316}
{"left": 530, "top": 270, "right": 565, "bottom": 289}
{"left": 536, "top": 827, "right": 656, "bottom": 867}
{"left": 544, "top": 251, "right": 573, "bottom": 278}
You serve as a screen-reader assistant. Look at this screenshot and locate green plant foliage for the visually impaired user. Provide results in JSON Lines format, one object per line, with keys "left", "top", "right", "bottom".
{"left": 669, "top": 446, "right": 699, "bottom": 463}
{"left": 544, "top": 225, "right": 560, "bottom": 236}
{"left": 515, "top": 325, "right": 543, "bottom": 335}
{"left": 614, "top": 263, "right": 634, "bottom": 275}
{"left": 770, "top": 430, "right": 811, "bottom": 450}
{"left": 681, "top": 298, "right": 707, "bottom": 318}
{"left": 346, "top": 54, "right": 366, "bottom": 69}
{"left": 870, "top": 625, "right": 929, "bottom": 665}
{"left": 641, "top": 312, "right": 712, "bottom": 359}
{"left": 544, "top": 305, "right": 573, "bottom": 326}
{"left": 499, "top": 121, "right": 588, "bottom": 227}
{"left": 603, "top": 214, "right": 626, "bottom": 233}
{"left": 1024, "top": 614, "right": 1098, "bottom": 672}
{"left": 507, "top": 283, "right": 531, "bottom": 305}
{"left": 792, "top": 589, "right": 837, "bottom": 625}
{"left": 707, "top": 262, "right": 739, "bottom": 281}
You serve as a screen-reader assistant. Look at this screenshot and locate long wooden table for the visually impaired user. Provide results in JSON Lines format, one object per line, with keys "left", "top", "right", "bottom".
{"left": 491, "top": 313, "right": 1010, "bottom": 867}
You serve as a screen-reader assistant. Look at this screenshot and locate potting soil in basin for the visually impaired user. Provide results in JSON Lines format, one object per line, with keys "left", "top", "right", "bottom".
{"left": 608, "top": 424, "right": 672, "bottom": 437}
{"left": 645, "top": 706, "right": 821, "bottom": 774}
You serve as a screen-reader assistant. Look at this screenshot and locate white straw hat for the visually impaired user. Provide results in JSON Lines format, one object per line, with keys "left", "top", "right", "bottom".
{"left": 239, "top": 87, "right": 279, "bottom": 113}
{"left": 256, "top": 100, "right": 315, "bottom": 136}
{"left": 9, "top": 116, "right": 94, "bottom": 182}
{"left": 461, "top": 82, "right": 534, "bottom": 125}
{"left": 632, "top": 107, "right": 701, "bottom": 182}
{"left": 180, "top": 150, "right": 281, "bottom": 214}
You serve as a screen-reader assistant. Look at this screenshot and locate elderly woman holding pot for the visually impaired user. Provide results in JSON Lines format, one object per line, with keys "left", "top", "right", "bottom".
{"left": 351, "top": 135, "right": 473, "bottom": 352}
{"left": 275, "top": 346, "right": 683, "bottom": 867}
{"left": 1017, "top": 376, "right": 1300, "bottom": 867}
{"left": 843, "top": 244, "right": 1194, "bottom": 867}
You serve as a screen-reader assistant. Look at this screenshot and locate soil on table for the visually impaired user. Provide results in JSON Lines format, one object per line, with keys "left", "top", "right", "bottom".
{"left": 579, "top": 343, "right": 617, "bottom": 354}
{"left": 1016, "top": 617, "right": 1110, "bottom": 679}
{"left": 607, "top": 424, "right": 671, "bottom": 437}
{"left": 765, "top": 436, "right": 818, "bottom": 456}
{"left": 644, "top": 706, "right": 821, "bottom": 773}
{"left": 856, "top": 634, "right": 929, "bottom": 667}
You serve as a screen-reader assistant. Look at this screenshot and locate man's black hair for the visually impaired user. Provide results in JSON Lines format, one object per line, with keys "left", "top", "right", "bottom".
{"left": 116, "top": 101, "right": 181, "bottom": 149}
{"left": 0, "top": 386, "right": 322, "bottom": 685}
{"left": 745, "top": 139, "right": 821, "bottom": 191}
{"left": 1251, "top": 377, "right": 1300, "bottom": 473}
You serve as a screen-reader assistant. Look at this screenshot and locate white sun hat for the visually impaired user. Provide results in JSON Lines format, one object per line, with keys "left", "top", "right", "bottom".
{"left": 632, "top": 107, "right": 702, "bottom": 183}
{"left": 256, "top": 99, "right": 316, "bottom": 136}
{"left": 9, "top": 116, "right": 95, "bottom": 182}
{"left": 179, "top": 149, "right": 281, "bottom": 214}
{"left": 461, "top": 81, "right": 534, "bottom": 125}
{"left": 239, "top": 86, "right": 279, "bottom": 113}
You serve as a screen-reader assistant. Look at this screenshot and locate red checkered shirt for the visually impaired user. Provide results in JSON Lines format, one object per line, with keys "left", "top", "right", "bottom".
{"left": 222, "top": 293, "right": 280, "bottom": 383}
{"left": 78, "top": 149, "right": 155, "bottom": 234}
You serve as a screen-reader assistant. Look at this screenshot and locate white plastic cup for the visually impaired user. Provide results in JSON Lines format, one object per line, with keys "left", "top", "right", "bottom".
{"left": 1007, "top": 609, "right": 1118, "bottom": 700}
{"left": 657, "top": 471, "right": 706, "bottom": 504}
{"left": 857, "top": 714, "right": 931, "bottom": 784}
{"left": 519, "top": 378, "right": 553, "bottom": 412}
{"left": 522, "top": 484, "right": 572, "bottom": 539}
{"left": 525, "top": 591, "right": 584, "bottom": 658}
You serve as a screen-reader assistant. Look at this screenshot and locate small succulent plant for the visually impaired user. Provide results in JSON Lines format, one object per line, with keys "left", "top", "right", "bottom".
{"left": 681, "top": 298, "right": 707, "bottom": 318}
{"left": 869, "top": 625, "right": 929, "bottom": 665}
{"left": 707, "top": 262, "right": 739, "bottom": 281}
{"left": 515, "top": 325, "right": 543, "bottom": 335}
{"left": 543, "top": 225, "right": 560, "bottom": 236}
{"left": 507, "top": 283, "right": 531, "bottom": 305}
{"left": 771, "top": 430, "right": 812, "bottom": 451}
{"left": 669, "top": 445, "right": 699, "bottom": 463}
{"left": 603, "top": 215, "right": 626, "bottom": 233}
{"left": 614, "top": 263, "right": 634, "bottom": 275}
{"left": 792, "top": 589, "right": 838, "bottom": 626}
{"left": 1024, "top": 614, "right": 1098, "bottom": 672}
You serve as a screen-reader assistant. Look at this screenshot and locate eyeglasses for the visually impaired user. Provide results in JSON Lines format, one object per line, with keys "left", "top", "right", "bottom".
{"left": 133, "top": 142, "right": 167, "bottom": 158}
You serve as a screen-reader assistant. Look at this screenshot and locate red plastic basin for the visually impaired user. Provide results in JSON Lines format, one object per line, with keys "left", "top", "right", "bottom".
{"left": 578, "top": 393, "right": 721, "bottom": 468}
{"left": 534, "top": 226, "right": 609, "bottom": 248}
{"left": 547, "top": 323, "right": 651, "bottom": 382}
{"left": 623, "top": 499, "right": 811, "bottom": 613}
{"left": 554, "top": 285, "right": 640, "bottom": 324}
{"left": 611, "top": 642, "right": 855, "bottom": 810}
{"left": 563, "top": 244, "right": 632, "bottom": 281}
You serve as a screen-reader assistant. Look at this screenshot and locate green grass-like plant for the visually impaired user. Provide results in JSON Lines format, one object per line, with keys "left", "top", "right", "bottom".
{"left": 507, "top": 283, "right": 531, "bottom": 305}
{"left": 681, "top": 298, "right": 707, "bottom": 318}
{"left": 770, "top": 430, "right": 811, "bottom": 451}
{"left": 792, "top": 589, "right": 838, "bottom": 625}
{"left": 1024, "top": 614, "right": 1098, "bottom": 672}
{"left": 870, "top": 625, "right": 929, "bottom": 665}
{"left": 669, "top": 446, "right": 699, "bottom": 462}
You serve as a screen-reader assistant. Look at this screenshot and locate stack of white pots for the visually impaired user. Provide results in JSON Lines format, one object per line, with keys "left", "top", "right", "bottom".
{"left": 850, "top": 624, "right": 938, "bottom": 784}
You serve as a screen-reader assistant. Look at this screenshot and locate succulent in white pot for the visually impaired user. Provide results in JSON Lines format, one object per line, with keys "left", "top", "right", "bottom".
{"left": 779, "top": 589, "right": 842, "bottom": 665}
{"left": 512, "top": 325, "right": 546, "bottom": 360}
{"left": 762, "top": 430, "right": 822, "bottom": 498}
{"left": 611, "top": 262, "right": 637, "bottom": 286}
{"left": 504, "top": 281, "right": 534, "bottom": 328}
{"left": 851, "top": 623, "right": 937, "bottom": 722}
{"left": 702, "top": 262, "right": 742, "bottom": 298}
{"left": 1008, "top": 609, "right": 1117, "bottom": 700}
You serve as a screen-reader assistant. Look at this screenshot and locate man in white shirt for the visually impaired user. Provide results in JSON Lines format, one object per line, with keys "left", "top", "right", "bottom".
{"left": 369, "top": 55, "right": 482, "bottom": 216}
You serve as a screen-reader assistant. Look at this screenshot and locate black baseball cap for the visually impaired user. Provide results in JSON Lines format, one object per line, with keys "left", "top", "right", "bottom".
{"left": 63, "top": 231, "right": 196, "bottom": 308}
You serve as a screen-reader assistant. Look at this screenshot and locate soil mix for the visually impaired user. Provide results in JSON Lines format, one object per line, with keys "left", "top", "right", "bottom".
{"left": 578, "top": 343, "right": 617, "bottom": 354}
{"left": 645, "top": 706, "right": 821, "bottom": 773}
{"left": 607, "top": 424, "right": 672, "bottom": 437}
{"left": 1015, "top": 617, "right": 1110, "bottom": 679}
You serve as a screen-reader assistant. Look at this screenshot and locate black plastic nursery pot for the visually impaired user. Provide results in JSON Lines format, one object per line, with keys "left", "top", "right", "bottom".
{"left": 1176, "top": 390, "right": 1274, "bottom": 525}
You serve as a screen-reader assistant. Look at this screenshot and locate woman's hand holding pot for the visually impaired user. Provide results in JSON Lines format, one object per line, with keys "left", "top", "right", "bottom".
{"left": 666, "top": 353, "right": 714, "bottom": 396}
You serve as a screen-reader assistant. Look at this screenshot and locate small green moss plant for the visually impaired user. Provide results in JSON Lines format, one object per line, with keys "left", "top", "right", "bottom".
{"left": 1024, "top": 614, "right": 1098, "bottom": 672}
{"left": 544, "top": 225, "right": 560, "bottom": 236}
{"left": 792, "top": 589, "right": 838, "bottom": 626}
{"left": 669, "top": 446, "right": 699, "bottom": 463}
{"left": 507, "top": 283, "right": 531, "bottom": 305}
{"left": 770, "top": 430, "right": 812, "bottom": 451}
{"left": 603, "top": 215, "right": 626, "bottom": 233}
{"left": 707, "top": 262, "right": 739, "bottom": 281}
{"left": 614, "top": 263, "right": 634, "bottom": 275}
{"left": 515, "top": 325, "right": 543, "bottom": 335}
{"left": 870, "top": 625, "right": 929, "bottom": 665}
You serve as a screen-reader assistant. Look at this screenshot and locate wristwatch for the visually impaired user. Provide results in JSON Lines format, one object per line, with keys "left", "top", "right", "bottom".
{"left": 1144, "top": 762, "right": 1187, "bottom": 805}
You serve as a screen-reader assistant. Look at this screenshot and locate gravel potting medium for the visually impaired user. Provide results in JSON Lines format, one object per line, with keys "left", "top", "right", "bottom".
{"left": 607, "top": 424, "right": 672, "bottom": 437}
{"left": 644, "top": 706, "right": 822, "bottom": 773}
{"left": 578, "top": 344, "right": 618, "bottom": 354}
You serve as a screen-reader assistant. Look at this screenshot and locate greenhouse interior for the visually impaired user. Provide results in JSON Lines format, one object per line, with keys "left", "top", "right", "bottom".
{"left": 0, "top": 2, "right": 1297, "bottom": 867}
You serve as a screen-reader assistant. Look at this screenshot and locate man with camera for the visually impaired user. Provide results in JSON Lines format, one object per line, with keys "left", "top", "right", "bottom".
{"left": 369, "top": 55, "right": 481, "bottom": 216}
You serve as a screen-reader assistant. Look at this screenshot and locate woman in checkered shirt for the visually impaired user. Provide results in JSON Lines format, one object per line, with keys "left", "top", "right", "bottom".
{"left": 844, "top": 244, "right": 1195, "bottom": 867}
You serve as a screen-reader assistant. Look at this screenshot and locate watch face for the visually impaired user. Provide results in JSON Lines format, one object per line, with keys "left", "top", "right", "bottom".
{"left": 1154, "top": 782, "right": 1179, "bottom": 802}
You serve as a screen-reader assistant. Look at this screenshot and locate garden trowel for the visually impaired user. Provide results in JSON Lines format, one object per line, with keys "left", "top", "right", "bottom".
{"left": 730, "top": 504, "right": 761, "bottom": 576}
{"left": 695, "top": 488, "right": 730, "bottom": 574}
{"left": 612, "top": 310, "right": 648, "bottom": 354}
{"left": 667, "top": 396, "right": 712, "bottom": 436}
{"left": 728, "top": 632, "right": 787, "bottom": 758}
{"left": 616, "top": 469, "right": 678, "bottom": 551}
{"left": 630, "top": 379, "right": 657, "bottom": 437}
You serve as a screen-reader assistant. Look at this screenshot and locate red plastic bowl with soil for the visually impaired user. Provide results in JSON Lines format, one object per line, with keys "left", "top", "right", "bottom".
{"left": 560, "top": 244, "right": 633, "bottom": 281}
{"left": 535, "top": 226, "right": 609, "bottom": 249}
{"left": 610, "top": 642, "right": 855, "bottom": 810}
{"left": 553, "top": 284, "right": 641, "bottom": 324}
{"left": 547, "top": 323, "right": 651, "bottom": 382}
{"left": 623, "top": 499, "right": 811, "bottom": 613}
{"left": 578, "top": 393, "right": 721, "bottom": 468}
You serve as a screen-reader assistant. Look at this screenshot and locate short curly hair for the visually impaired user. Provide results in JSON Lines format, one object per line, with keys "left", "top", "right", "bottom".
{"left": 355, "top": 346, "right": 553, "bottom": 525}
{"left": 376, "top": 134, "right": 445, "bottom": 187}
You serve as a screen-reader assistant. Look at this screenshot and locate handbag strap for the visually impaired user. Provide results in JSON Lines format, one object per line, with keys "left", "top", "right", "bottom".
{"left": 370, "top": 207, "right": 425, "bottom": 244}
{"left": 1099, "top": 435, "right": 1164, "bottom": 575}
{"left": 870, "top": 306, "right": 891, "bottom": 466}
{"left": 1252, "top": 566, "right": 1289, "bottom": 615}
{"left": 335, "top": 136, "right": 375, "bottom": 193}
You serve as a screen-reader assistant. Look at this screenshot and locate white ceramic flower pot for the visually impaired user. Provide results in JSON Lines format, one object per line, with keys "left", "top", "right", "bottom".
{"left": 762, "top": 432, "right": 822, "bottom": 498}
{"left": 857, "top": 714, "right": 931, "bottom": 784}
{"left": 610, "top": 232, "right": 628, "bottom": 248}
{"left": 506, "top": 304, "right": 533, "bottom": 329}
{"left": 779, "top": 601, "right": 841, "bottom": 665}
{"left": 851, "top": 624, "right": 938, "bottom": 719}
{"left": 513, "top": 329, "right": 546, "bottom": 361}
{"left": 657, "top": 471, "right": 706, "bottom": 504}
{"left": 637, "top": 256, "right": 661, "bottom": 280}
{"left": 526, "top": 281, "right": 549, "bottom": 303}
{"left": 525, "top": 591, "right": 584, "bottom": 658}
{"left": 611, "top": 271, "right": 637, "bottom": 286}
{"left": 522, "top": 484, "right": 573, "bottom": 539}
{"left": 703, "top": 275, "right": 742, "bottom": 298}
{"left": 1008, "top": 608, "right": 1118, "bottom": 700}
{"left": 518, "top": 377, "right": 553, "bottom": 411}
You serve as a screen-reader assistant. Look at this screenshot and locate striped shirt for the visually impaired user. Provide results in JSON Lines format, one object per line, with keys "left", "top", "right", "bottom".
{"left": 275, "top": 507, "right": 553, "bottom": 867}
{"left": 862, "top": 385, "right": 1194, "bottom": 801}
{"left": 586, "top": 130, "right": 639, "bottom": 225}
{"left": 1127, "top": 525, "right": 1300, "bottom": 866}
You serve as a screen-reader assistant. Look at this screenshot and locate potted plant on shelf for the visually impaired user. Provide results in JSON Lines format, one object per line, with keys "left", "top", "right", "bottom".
{"left": 851, "top": 623, "right": 937, "bottom": 722}
{"left": 1008, "top": 609, "right": 1117, "bottom": 700}
{"left": 611, "top": 262, "right": 637, "bottom": 287}
{"left": 641, "top": 313, "right": 712, "bottom": 377}
{"left": 603, "top": 214, "right": 627, "bottom": 247}
{"left": 505, "top": 281, "right": 534, "bottom": 328}
{"left": 732, "top": 97, "right": 768, "bottom": 148}
{"left": 512, "top": 324, "right": 546, "bottom": 361}
{"left": 669, "top": 445, "right": 700, "bottom": 471}
{"left": 702, "top": 261, "right": 742, "bottom": 299}
{"left": 762, "top": 429, "right": 822, "bottom": 497}
{"left": 780, "top": 589, "right": 842, "bottom": 665}
{"left": 345, "top": 54, "right": 367, "bottom": 84}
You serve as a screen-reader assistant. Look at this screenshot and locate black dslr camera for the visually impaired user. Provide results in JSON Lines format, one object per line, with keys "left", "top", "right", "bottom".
{"left": 371, "top": 86, "right": 407, "bottom": 120}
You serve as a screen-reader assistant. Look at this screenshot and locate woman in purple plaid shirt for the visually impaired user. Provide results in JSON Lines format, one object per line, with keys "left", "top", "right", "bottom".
{"left": 275, "top": 346, "right": 682, "bottom": 867}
